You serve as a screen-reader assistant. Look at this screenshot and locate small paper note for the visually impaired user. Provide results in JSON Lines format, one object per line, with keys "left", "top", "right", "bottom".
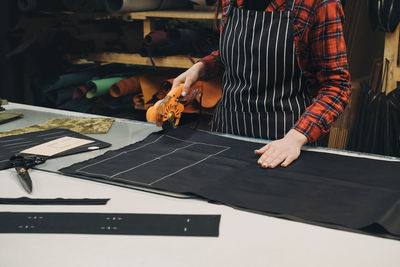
{"left": 20, "top": 136, "right": 94, "bottom": 156}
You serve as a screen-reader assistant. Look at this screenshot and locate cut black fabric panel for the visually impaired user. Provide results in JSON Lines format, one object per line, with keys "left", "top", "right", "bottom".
{"left": 0, "top": 129, "right": 111, "bottom": 170}
{"left": 0, "top": 197, "right": 110, "bottom": 205}
{"left": 61, "top": 127, "right": 400, "bottom": 239}
{"left": 0, "top": 212, "right": 220, "bottom": 236}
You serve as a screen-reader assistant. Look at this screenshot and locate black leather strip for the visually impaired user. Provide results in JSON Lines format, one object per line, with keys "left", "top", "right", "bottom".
{"left": 0, "top": 197, "right": 110, "bottom": 205}
{"left": 0, "top": 212, "right": 221, "bottom": 236}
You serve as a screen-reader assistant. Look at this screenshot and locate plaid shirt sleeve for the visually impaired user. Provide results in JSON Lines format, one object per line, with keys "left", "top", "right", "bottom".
{"left": 293, "top": 0, "right": 351, "bottom": 143}
{"left": 199, "top": 1, "right": 229, "bottom": 78}
{"left": 199, "top": 50, "right": 222, "bottom": 78}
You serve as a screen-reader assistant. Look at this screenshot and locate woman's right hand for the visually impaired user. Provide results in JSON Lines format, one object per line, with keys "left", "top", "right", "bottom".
{"left": 172, "top": 62, "right": 207, "bottom": 103}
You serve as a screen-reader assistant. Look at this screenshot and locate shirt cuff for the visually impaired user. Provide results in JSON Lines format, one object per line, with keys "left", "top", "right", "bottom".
{"left": 293, "top": 117, "right": 323, "bottom": 144}
{"left": 199, "top": 55, "right": 220, "bottom": 80}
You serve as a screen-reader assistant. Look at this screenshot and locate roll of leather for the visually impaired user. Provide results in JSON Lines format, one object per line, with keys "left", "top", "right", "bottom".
{"left": 158, "top": 0, "right": 192, "bottom": 9}
{"left": 62, "top": 0, "right": 106, "bottom": 12}
{"left": 104, "top": 0, "right": 191, "bottom": 13}
{"left": 19, "top": 0, "right": 107, "bottom": 12}
{"left": 141, "top": 28, "right": 198, "bottom": 57}
{"left": 143, "top": 31, "right": 168, "bottom": 47}
{"left": 110, "top": 76, "right": 141, "bottom": 98}
{"left": 44, "top": 72, "right": 94, "bottom": 93}
{"left": 86, "top": 77, "right": 127, "bottom": 99}
{"left": 18, "top": 0, "right": 66, "bottom": 12}
{"left": 104, "top": 0, "right": 161, "bottom": 13}
{"left": 72, "top": 85, "right": 88, "bottom": 99}
{"left": 18, "top": 0, "right": 37, "bottom": 12}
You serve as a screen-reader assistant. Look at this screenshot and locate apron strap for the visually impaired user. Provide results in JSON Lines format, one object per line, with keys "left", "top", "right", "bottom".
{"left": 226, "top": 0, "right": 236, "bottom": 18}
{"left": 285, "top": 0, "right": 296, "bottom": 11}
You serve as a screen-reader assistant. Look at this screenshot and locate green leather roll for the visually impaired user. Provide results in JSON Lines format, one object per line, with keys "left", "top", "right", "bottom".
{"left": 86, "top": 77, "right": 127, "bottom": 99}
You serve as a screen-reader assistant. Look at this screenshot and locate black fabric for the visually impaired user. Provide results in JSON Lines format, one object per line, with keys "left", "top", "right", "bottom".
{"left": 0, "top": 197, "right": 110, "bottom": 205}
{"left": 0, "top": 128, "right": 111, "bottom": 170}
{"left": 61, "top": 127, "right": 400, "bottom": 239}
{"left": 0, "top": 212, "right": 220, "bottom": 236}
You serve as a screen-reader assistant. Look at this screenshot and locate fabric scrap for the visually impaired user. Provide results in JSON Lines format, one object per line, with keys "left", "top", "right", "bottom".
{"left": 0, "top": 118, "right": 115, "bottom": 137}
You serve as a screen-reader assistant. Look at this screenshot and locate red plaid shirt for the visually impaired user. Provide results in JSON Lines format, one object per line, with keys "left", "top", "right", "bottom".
{"left": 201, "top": 0, "right": 351, "bottom": 143}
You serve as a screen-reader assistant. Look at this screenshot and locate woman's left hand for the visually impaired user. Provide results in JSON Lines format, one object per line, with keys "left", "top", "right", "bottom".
{"left": 254, "top": 129, "right": 308, "bottom": 168}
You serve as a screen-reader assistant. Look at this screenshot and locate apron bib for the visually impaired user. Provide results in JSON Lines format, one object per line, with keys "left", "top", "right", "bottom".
{"left": 212, "top": 0, "right": 311, "bottom": 140}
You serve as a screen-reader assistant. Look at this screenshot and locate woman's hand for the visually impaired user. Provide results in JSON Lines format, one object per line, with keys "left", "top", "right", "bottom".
{"left": 172, "top": 62, "right": 206, "bottom": 102}
{"left": 254, "top": 129, "right": 308, "bottom": 168}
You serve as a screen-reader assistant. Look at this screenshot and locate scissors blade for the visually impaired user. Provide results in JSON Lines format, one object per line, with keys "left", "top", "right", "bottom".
{"left": 15, "top": 167, "right": 33, "bottom": 193}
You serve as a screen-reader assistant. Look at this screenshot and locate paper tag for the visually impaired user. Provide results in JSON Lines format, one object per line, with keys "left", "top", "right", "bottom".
{"left": 20, "top": 136, "right": 94, "bottom": 156}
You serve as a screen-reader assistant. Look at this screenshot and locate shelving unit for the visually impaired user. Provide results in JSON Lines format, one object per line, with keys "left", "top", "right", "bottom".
{"left": 77, "top": 9, "right": 219, "bottom": 68}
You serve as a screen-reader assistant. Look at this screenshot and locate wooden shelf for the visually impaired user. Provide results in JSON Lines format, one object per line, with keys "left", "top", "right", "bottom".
{"left": 120, "top": 9, "right": 219, "bottom": 21}
{"left": 81, "top": 52, "right": 200, "bottom": 69}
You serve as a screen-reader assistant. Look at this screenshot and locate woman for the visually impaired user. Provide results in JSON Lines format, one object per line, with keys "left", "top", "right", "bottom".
{"left": 173, "top": 0, "right": 351, "bottom": 168}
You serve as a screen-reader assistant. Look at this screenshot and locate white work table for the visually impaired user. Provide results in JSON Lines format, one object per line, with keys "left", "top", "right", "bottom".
{"left": 0, "top": 103, "right": 399, "bottom": 267}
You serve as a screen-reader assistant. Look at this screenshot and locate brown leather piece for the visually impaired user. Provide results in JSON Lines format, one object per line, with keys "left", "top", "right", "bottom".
{"left": 193, "top": 77, "right": 222, "bottom": 108}
{"left": 110, "top": 76, "right": 141, "bottom": 98}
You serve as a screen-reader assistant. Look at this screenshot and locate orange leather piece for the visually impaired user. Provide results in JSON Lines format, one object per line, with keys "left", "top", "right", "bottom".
{"left": 140, "top": 72, "right": 180, "bottom": 108}
{"left": 193, "top": 77, "right": 222, "bottom": 108}
{"left": 110, "top": 76, "right": 141, "bottom": 98}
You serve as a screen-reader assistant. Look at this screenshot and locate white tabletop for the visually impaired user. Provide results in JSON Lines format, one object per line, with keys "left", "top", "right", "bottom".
{"left": 1, "top": 103, "right": 400, "bottom": 267}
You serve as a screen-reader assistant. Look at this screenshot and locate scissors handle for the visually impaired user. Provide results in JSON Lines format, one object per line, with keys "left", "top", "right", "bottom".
{"left": 9, "top": 155, "right": 47, "bottom": 194}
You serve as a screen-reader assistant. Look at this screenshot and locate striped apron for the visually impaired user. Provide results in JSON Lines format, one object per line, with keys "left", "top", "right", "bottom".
{"left": 211, "top": 0, "right": 311, "bottom": 140}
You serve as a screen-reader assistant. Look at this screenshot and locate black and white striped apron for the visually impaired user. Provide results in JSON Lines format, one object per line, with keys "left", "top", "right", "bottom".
{"left": 211, "top": 0, "right": 311, "bottom": 140}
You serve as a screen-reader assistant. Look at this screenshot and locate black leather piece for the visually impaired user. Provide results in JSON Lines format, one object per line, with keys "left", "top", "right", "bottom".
{"left": 382, "top": 0, "right": 391, "bottom": 31}
{"left": 372, "top": 0, "right": 400, "bottom": 32}
{"left": 387, "top": 0, "right": 400, "bottom": 32}
{"left": 377, "top": 0, "right": 385, "bottom": 31}
{"left": 0, "top": 129, "right": 111, "bottom": 170}
{"left": 61, "top": 127, "right": 400, "bottom": 239}
{"left": 368, "top": 0, "right": 379, "bottom": 30}
{"left": 0, "top": 212, "right": 221, "bottom": 236}
{"left": 0, "top": 197, "right": 110, "bottom": 205}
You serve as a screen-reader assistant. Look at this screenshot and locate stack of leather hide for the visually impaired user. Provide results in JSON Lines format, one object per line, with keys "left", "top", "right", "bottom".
{"left": 141, "top": 28, "right": 218, "bottom": 59}
{"left": 368, "top": 0, "right": 400, "bottom": 32}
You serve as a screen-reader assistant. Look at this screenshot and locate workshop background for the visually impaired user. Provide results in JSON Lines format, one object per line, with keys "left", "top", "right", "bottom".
{"left": 0, "top": 0, "right": 399, "bottom": 156}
